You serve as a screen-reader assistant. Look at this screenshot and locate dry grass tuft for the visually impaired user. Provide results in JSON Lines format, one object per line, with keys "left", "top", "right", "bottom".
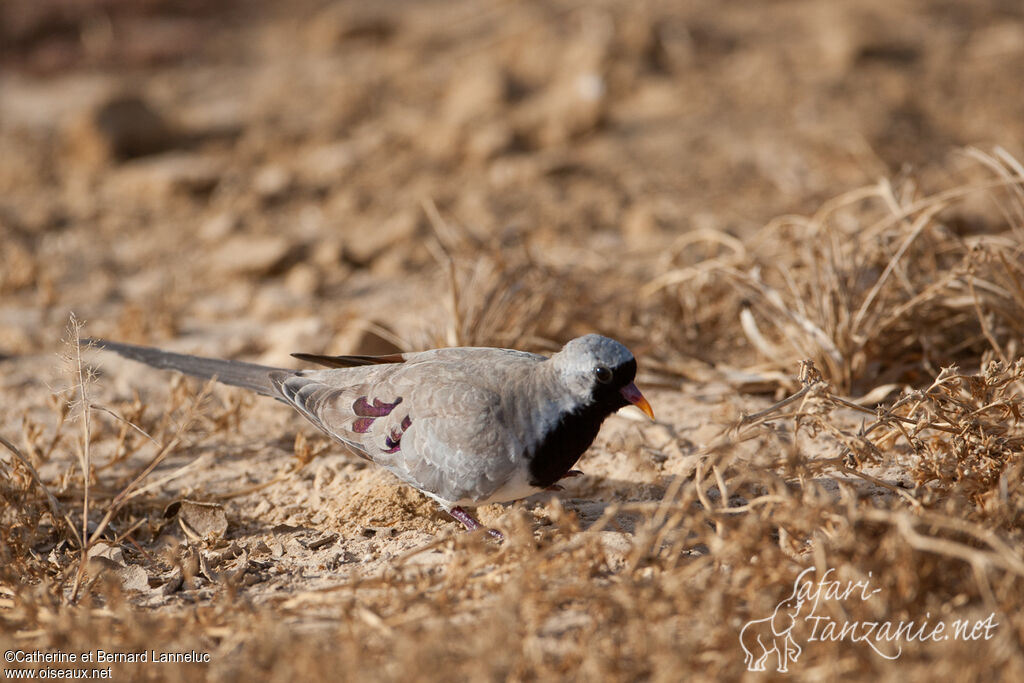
{"left": 4, "top": 156, "right": 1024, "bottom": 680}
{"left": 645, "top": 150, "right": 1024, "bottom": 393}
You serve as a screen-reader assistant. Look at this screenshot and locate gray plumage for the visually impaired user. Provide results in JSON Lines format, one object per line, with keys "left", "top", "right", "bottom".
{"left": 84, "top": 339, "right": 279, "bottom": 396}
{"left": 84, "top": 334, "right": 652, "bottom": 531}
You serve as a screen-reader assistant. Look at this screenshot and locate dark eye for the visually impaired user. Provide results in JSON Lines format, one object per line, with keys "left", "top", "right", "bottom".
{"left": 595, "top": 366, "right": 613, "bottom": 384}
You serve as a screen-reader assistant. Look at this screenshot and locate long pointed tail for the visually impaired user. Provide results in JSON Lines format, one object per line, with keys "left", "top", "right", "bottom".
{"left": 83, "top": 338, "right": 286, "bottom": 397}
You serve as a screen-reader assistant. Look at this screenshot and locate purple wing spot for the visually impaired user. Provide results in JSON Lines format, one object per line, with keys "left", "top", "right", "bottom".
{"left": 382, "top": 415, "right": 412, "bottom": 453}
{"left": 353, "top": 396, "right": 403, "bottom": 417}
{"left": 352, "top": 417, "right": 375, "bottom": 433}
{"left": 349, "top": 394, "right": 410, "bottom": 451}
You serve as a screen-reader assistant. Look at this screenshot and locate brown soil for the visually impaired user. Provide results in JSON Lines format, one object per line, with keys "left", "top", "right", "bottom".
{"left": 2, "top": 1, "right": 1024, "bottom": 680}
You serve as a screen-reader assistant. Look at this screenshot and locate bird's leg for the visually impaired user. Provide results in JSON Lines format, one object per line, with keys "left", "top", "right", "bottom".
{"left": 448, "top": 506, "right": 503, "bottom": 540}
{"left": 448, "top": 506, "right": 482, "bottom": 530}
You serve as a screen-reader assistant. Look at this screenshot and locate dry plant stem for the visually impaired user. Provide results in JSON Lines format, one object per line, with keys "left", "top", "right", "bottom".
{"left": 211, "top": 469, "right": 294, "bottom": 501}
{"left": 651, "top": 470, "right": 689, "bottom": 529}
{"left": 966, "top": 147, "right": 1024, "bottom": 226}
{"left": 0, "top": 433, "right": 67, "bottom": 526}
{"left": 712, "top": 465, "right": 728, "bottom": 508}
{"left": 394, "top": 531, "right": 457, "bottom": 566}
{"left": 353, "top": 319, "right": 409, "bottom": 353}
{"left": 849, "top": 202, "right": 945, "bottom": 336}
{"left": 860, "top": 176, "right": 1024, "bottom": 242}
{"left": 62, "top": 513, "right": 83, "bottom": 549}
{"left": 128, "top": 453, "right": 214, "bottom": 499}
{"left": 69, "top": 316, "right": 93, "bottom": 603}
{"left": 860, "top": 509, "right": 1022, "bottom": 605}
{"left": 996, "top": 251, "right": 1024, "bottom": 308}
{"left": 711, "top": 495, "right": 790, "bottom": 515}
{"left": 969, "top": 274, "right": 1010, "bottom": 364}
{"left": 799, "top": 373, "right": 970, "bottom": 466}
{"left": 85, "top": 380, "right": 216, "bottom": 549}
{"left": 578, "top": 495, "right": 793, "bottom": 521}
{"left": 90, "top": 403, "right": 159, "bottom": 472}
{"left": 833, "top": 466, "right": 920, "bottom": 508}
{"left": 446, "top": 258, "right": 461, "bottom": 347}
{"left": 22, "top": 397, "right": 69, "bottom": 464}
{"left": 422, "top": 197, "right": 463, "bottom": 347}
{"left": 736, "top": 380, "right": 822, "bottom": 429}
{"left": 910, "top": 507, "right": 1024, "bottom": 569}
{"left": 111, "top": 518, "right": 147, "bottom": 547}
{"left": 90, "top": 403, "right": 160, "bottom": 447}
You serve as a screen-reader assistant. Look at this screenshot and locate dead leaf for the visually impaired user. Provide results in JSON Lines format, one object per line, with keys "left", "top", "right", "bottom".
{"left": 165, "top": 499, "right": 229, "bottom": 540}
{"left": 87, "top": 542, "right": 125, "bottom": 565}
{"left": 117, "top": 564, "right": 150, "bottom": 592}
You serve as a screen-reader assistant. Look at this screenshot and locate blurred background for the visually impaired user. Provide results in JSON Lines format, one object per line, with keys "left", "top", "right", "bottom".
{"left": 1, "top": 0, "right": 1023, "bottom": 369}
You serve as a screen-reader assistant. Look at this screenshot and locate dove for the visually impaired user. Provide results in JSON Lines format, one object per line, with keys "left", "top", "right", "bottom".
{"left": 84, "top": 334, "right": 654, "bottom": 534}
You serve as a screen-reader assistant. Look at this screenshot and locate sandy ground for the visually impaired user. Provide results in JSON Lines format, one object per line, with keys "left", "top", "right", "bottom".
{"left": 2, "top": 0, "right": 1024, "bottom": 680}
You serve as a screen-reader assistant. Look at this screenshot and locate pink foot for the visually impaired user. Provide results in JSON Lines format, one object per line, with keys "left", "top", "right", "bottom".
{"left": 448, "top": 506, "right": 503, "bottom": 540}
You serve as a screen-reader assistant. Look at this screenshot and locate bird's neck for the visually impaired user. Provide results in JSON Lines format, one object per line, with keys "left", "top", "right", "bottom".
{"left": 520, "top": 366, "right": 607, "bottom": 488}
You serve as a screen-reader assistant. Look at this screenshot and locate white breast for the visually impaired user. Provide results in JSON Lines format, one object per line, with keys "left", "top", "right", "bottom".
{"left": 445, "top": 465, "right": 541, "bottom": 507}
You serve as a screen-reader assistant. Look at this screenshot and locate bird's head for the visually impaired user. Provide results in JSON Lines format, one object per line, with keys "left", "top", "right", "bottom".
{"left": 550, "top": 334, "right": 654, "bottom": 420}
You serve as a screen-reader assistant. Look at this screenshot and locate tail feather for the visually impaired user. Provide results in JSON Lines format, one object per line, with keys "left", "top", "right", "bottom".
{"left": 83, "top": 338, "right": 287, "bottom": 397}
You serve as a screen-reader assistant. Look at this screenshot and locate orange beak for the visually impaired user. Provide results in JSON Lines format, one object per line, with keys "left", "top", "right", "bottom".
{"left": 620, "top": 382, "right": 655, "bottom": 420}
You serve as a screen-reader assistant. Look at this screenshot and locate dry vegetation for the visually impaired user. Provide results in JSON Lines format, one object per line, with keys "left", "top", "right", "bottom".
{"left": 3, "top": 0, "right": 1024, "bottom": 681}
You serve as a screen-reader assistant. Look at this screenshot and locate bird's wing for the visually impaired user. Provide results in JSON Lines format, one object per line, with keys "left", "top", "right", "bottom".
{"left": 291, "top": 346, "right": 547, "bottom": 369}
{"left": 272, "top": 352, "right": 537, "bottom": 503}
{"left": 289, "top": 352, "right": 407, "bottom": 368}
